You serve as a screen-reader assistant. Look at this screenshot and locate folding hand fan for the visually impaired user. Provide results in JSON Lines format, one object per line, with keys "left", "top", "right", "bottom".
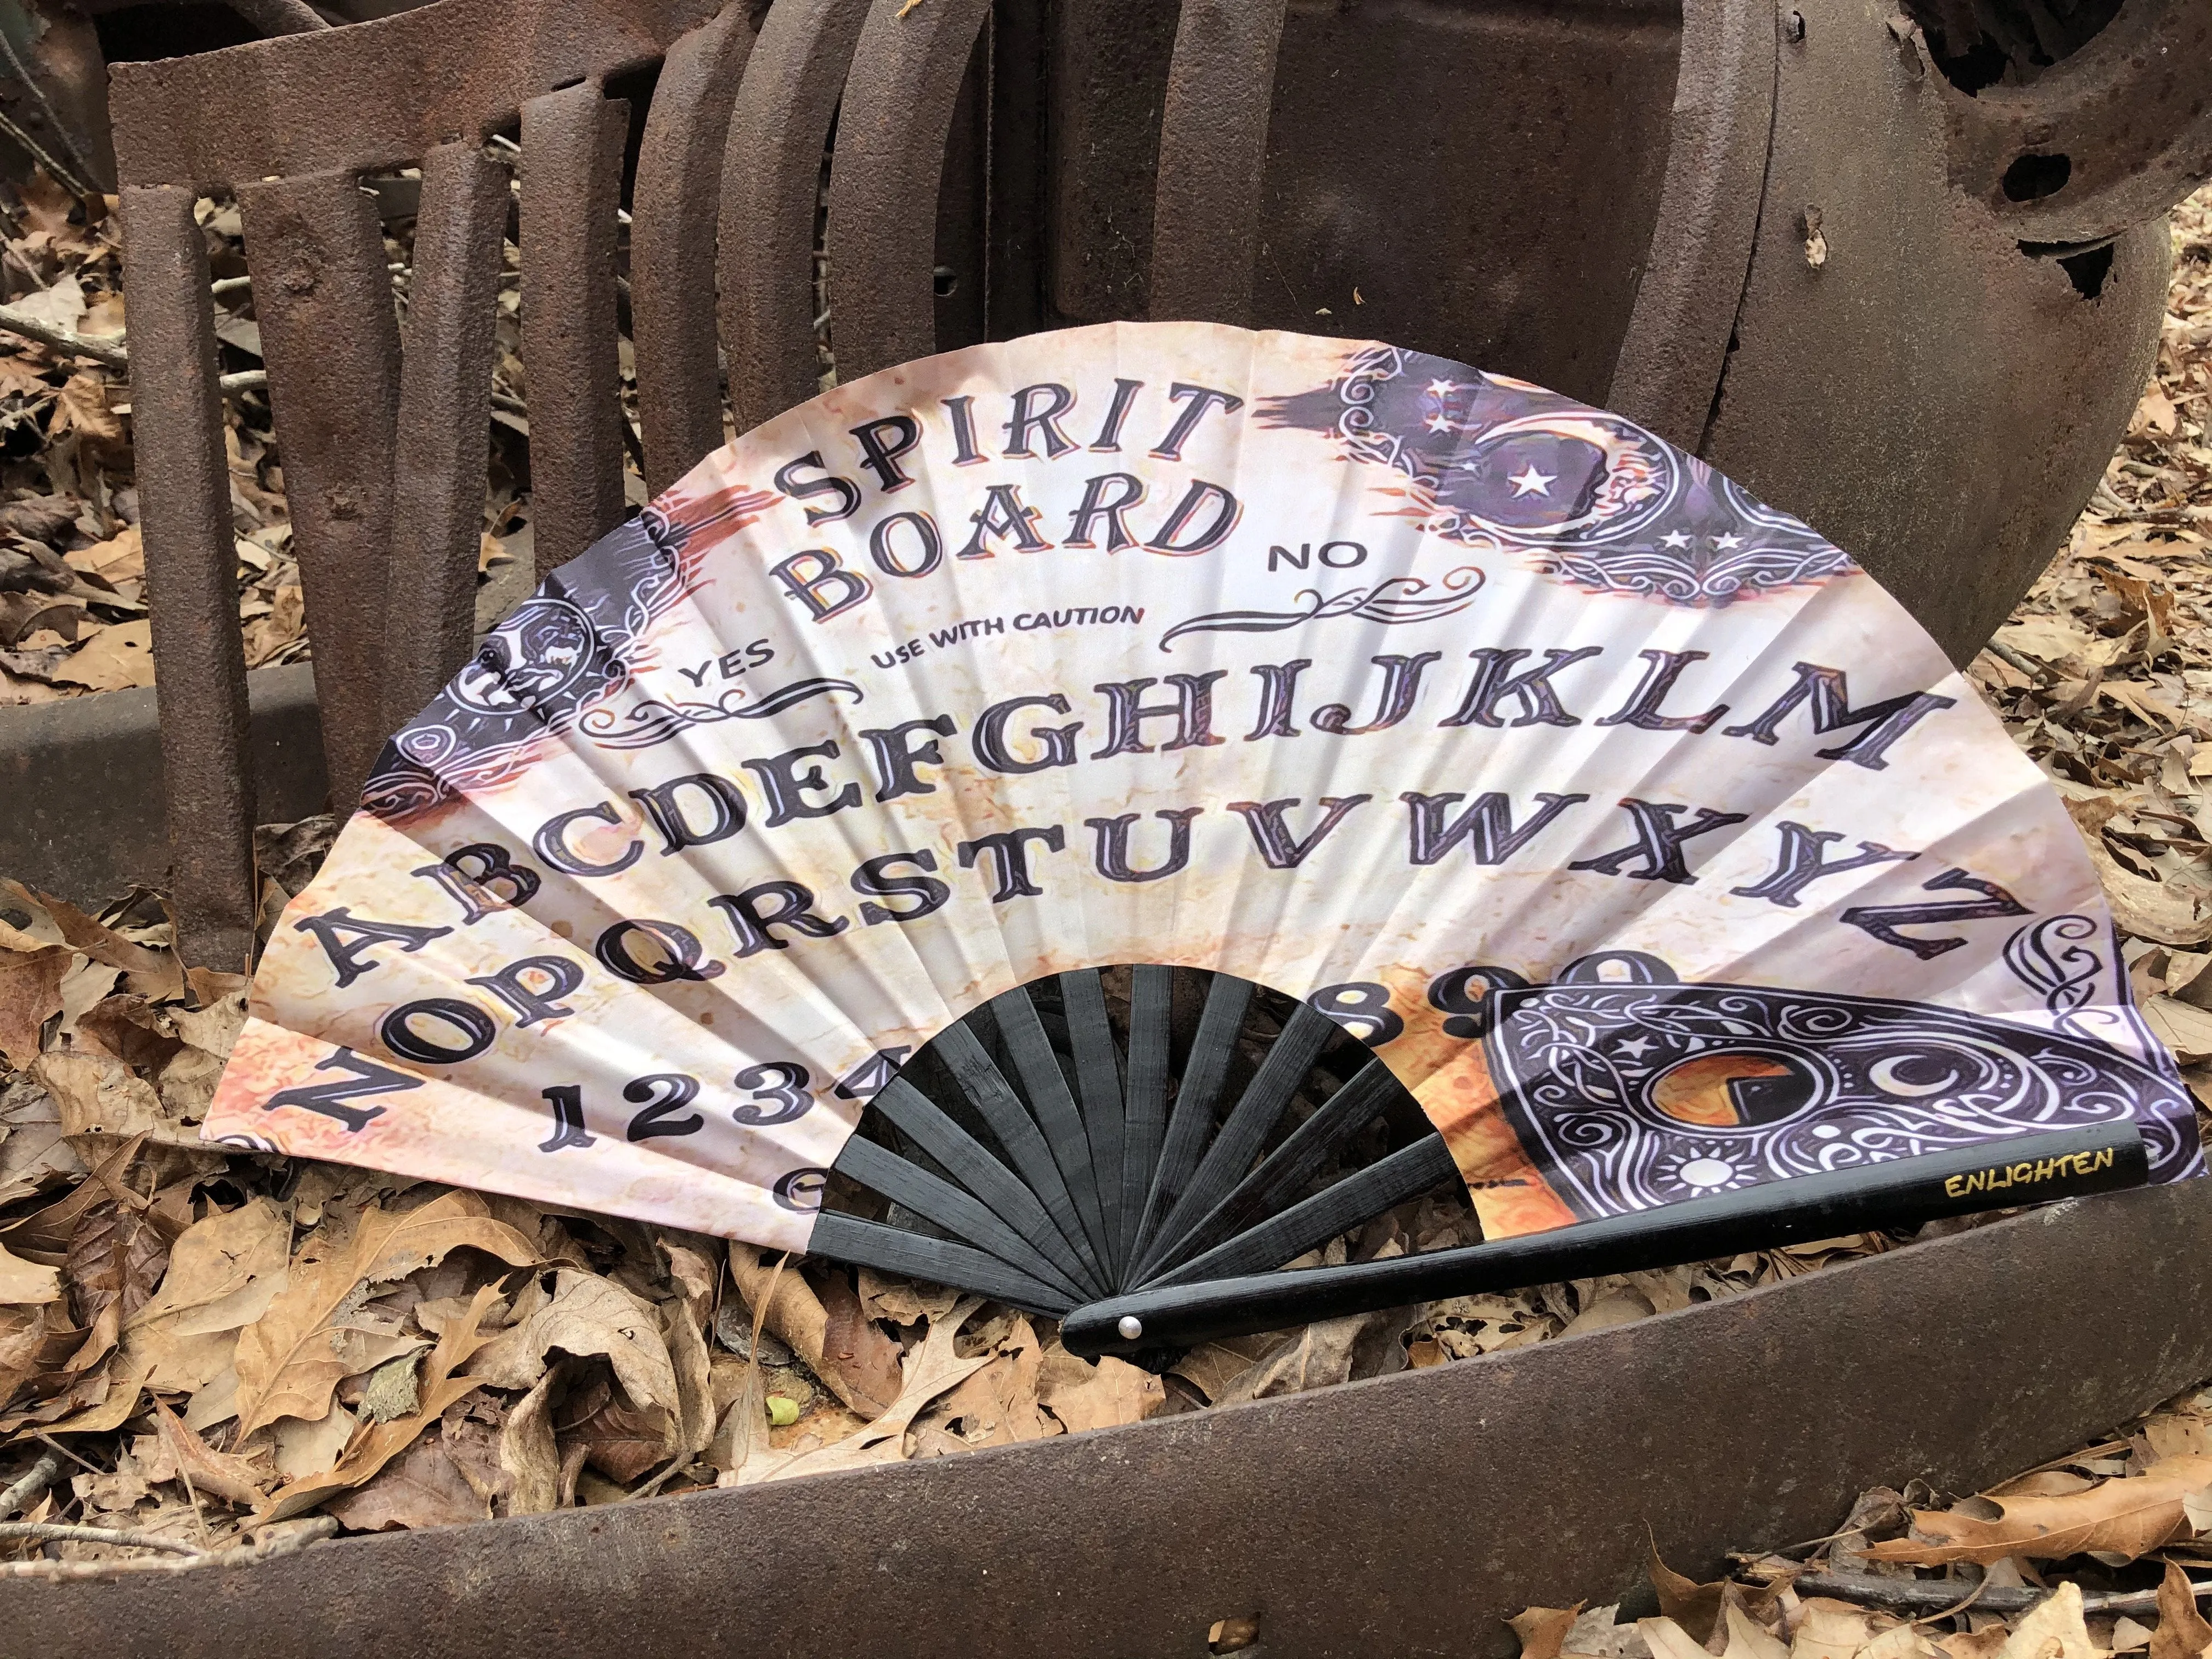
{"left": 206, "top": 321, "right": 2198, "bottom": 1358}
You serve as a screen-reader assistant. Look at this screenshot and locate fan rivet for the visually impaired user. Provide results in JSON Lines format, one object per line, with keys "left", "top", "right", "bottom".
{"left": 1117, "top": 1315, "right": 1144, "bottom": 1341}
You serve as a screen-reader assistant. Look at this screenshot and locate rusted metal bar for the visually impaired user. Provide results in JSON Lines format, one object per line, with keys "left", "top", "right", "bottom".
{"left": 236, "top": 166, "right": 403, "bottom": 815}
{"left": 1606, "top": 0, "right": 1778, "bottom": 452}
{"left": 8, "top": 1181, "right": 2212, "bottom": 1657}
{"left": 1147, "top": 0, "right": 1289, "bottom": 326}
{"left": 115, "top": 183, "right": 256, "bottom": 973}
{"left": 519, "top": 80, "right": 630, "bottom": 575}
{"left": 106, "top": 0, "right": 718, "bottom": 191}
{"left": 823, "top": 0, "right": 994, "bottom": 383}
{"left": 382, "top": 139, "right": 509, "bottom": 730}
{"left": 716, "top": 0, "right": 871, "bottom": 431}
{"left": 631, "top": 3, "right": 759, "bottom": 493}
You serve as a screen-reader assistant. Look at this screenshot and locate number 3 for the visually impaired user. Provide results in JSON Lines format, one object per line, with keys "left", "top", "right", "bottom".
{"left": 734, "top": 1060, "right": 815, "bottom": 1126}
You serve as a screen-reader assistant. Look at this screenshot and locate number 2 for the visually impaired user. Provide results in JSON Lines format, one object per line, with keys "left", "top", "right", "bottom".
{"left": 624, "top": 1073, "right": 704, "bottom": 1141}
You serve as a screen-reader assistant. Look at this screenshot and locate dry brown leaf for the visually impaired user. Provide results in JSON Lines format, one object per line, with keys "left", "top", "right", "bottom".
{"left": 727, "top": 1245, "right": 872, "bottom": 1413}
{"left": 1642, "top": 1617, "right": 1713, "bottom": 1659}
{"left": 1721, "top": 1605, "right": 1788, "bottom": 1659}
{"left": 1993, "top": 1582, "right": 2095, "bottom": 1659}
{"left": 0, "top": 945, "right": 69, "bottom": 1069}
{"left": 923, "top": 1316, "right": 1054, "bottom": 1447}
{"left": 234, "top": 1193, "right": 538, "bottom": 1436}
{"left": 570, "top": 1398, "right": 673, "bottom": 1484}
{"left": 0, "top": 1238, "right": 61, "bottom": 1305}
{"left": 757, "top": 1297, "right": 990, "bottom": 1484}
{"left": 1788, "top": 1599, "right": 1871, "bottom": 1659}
{"left": 2151, "top": 1561, "right": 2212, "bottom": 1659}
{"left": 255, "top": 1282, "right": 503, "bottom": 1522}
{"left": 1865, "top": 1455, "right": 2212, "bottom": 1564}
{"left": 50, "top": 617, "right": 151, "bottom": 690}
{"left": 50, "top": 370, "right": 124, "bottom": 451}
{"left": 466, "top": 1268, "right": 676, "bottom": 1412}
{"left": 1037, "top": 1342, "right": 1165, "bottom": 1433}
{"left": 1510, "top": 1605, "right": 1586, "bottom": 1659}
{"left": 322, "top": 1433, "right": 487, "bottom": 1531}
{"left": 33, "top": 1048, "right": 196, "bottom": 1146}
{"left": 813, "top": 1266, "right": 902, "bottom": 1417}
{"left": 1649, "top": 1541, "right": 1726, "bottom": 1645}
{"left": 498, "top": 1362, "right": 565, "bottom": 1516}
{"left": 150, "top": 1396, "right": 271, "bottom": 1507}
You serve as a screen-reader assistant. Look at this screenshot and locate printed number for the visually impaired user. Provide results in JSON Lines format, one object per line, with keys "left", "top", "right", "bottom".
{"left": 1426, "top": 966, "right": 1530, "bottom": 1040}
{"left": 537, "top": 1083, "right": 596, "bottom": 1153}
{"left": 733, "top": 1061, "right": 814, "bottom": 1126}
{"left": 833, "top": 1046, "right": 913, "bottom": 1102}
{"left": 623, "top": 1073, "right": 705, "bottom": 1142}
{"left": 772, "top": 1167, "right": 830, "bottom": 1212}
{"left": 1308, "top": 981, "right": 1404, "bottom": 1047}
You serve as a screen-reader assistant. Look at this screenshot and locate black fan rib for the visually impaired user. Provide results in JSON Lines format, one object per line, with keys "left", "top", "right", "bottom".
{"left": 1129, "top": 972, "right": 1251, "bottom": 1267}
{"left": 808, "top": 1211, "right": 1075, "bottom": 1317}
{"left": 1142, "top": 1133, "right": 1459, "bottom": 1289}
{"left": 1144, "top": 1057, "right": 1406, "bottom": 1277}
{"left": 831, "top": 1134, "right": 1090, "bottom": 1303}
{"left": 1120, "top": 965, "right": 1174, "bottom": 1272}
{"left": 926, "top": 1022, "right": 1107, "bottom": 1291}
{"left": 1060, "top": 969, "right": 1128, "bottom": 1274}
{"left": 869, "top": 1076, "right": 1104, "bottom": 1297}
{"left": 1133, "top": 999, "right": 1341, "bottom": 1282}
{"left": 990, "top": 982, "right": 1114, "bottom": 1269}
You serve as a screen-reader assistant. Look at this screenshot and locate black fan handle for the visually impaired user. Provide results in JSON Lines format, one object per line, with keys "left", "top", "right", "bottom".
{"left": 1061, "top": 1121, "right": 2149, "bottom": 1356}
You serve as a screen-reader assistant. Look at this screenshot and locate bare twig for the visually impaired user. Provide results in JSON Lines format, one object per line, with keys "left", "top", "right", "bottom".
{"left": 0, "top": 303, "right": 128, "bottom": 369}
{"left": 0, "top": 1452, "right": 63, "bottom": 1520}
{"left": 0, "top": 1517, "right": 337, "bottom": 1581}
{"left": 1983, "top": 639, "right": 2051, "bottom": 682}
{"left": 0, "top": 1520, "right": 203, "bottom": 1555}
{"left": 1786, "top": 1570, "right": 2212, "bottom": 1619}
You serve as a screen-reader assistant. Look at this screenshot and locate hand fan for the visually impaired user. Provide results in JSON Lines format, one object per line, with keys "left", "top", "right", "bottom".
{"left": 205, "top": 320, "right": 2198, "bottom": 1357}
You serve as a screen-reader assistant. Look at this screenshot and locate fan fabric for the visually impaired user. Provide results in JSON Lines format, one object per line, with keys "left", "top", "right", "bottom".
{"left": 204, "top": 322, "right": 2201, "bottom": 1253}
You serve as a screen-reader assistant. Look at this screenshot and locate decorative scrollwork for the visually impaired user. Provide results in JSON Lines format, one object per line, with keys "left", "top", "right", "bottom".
{"left": 1259, "top": 346, "right": 1854, "bottom": 606}
{"left": 1158, "top": 568, "right": 1483, "bottom": 651}
{"left": 577, "top": 678, "right": 865, "bottom": 750}
{"left": 1485, "top": 969, "right": 2198, "bottom": 1220}
{"left": 2002, "top": 913, "right": 2107, "bottom": 1037}
{"left": 361, "top": 483, "right": 777, "bottom": 823}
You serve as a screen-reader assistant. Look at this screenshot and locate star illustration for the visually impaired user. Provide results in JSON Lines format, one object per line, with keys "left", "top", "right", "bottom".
{"left": 1658, "top": 531, "right": 1692, "bottom": 550}
{"left": 1713, "top": 532, "right": 1743, "bottom": 550}
{"left": 1426, "top": 379, "right": 1458, "bottom": 397}
{"left": 1615, "top": 1035, "right": 1656, "bottom": 1059}
{"left": 1508, "top": 465, "right": 1555, "bottom": 498}
{"left": 1424, "top": 413, "right": 1454, "bottom": 434}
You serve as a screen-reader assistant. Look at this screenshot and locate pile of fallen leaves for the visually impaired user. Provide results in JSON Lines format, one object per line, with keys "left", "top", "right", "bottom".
{"left": 1970, "top": 184, "right": 2212, "bottom": 1088}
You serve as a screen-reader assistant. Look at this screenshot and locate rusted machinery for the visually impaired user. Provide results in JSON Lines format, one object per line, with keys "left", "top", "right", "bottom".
{"left": 2, "top": 2, "right": 2210, "bottom": 1654}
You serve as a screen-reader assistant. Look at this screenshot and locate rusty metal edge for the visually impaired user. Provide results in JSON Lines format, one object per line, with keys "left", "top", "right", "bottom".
{"left": 0, "top": 663, "right": 328, "bottom": 906}
{"left": 9, "top": 1178, "right": 2210, "bottom": 1659}
{"left": 106, "top": 0, "right": 716, "bottom": 191}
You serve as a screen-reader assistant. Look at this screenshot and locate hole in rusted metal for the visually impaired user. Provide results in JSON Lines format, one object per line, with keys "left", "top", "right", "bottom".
{"left": 2001, "top": 152, "right": 2071, "bottom": 202}
{"left": 1900, "top": 0, "right": 2122, "bottom": 94}
{"left": 2019, "top": 236, "right": 2117, "bottom": 300}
